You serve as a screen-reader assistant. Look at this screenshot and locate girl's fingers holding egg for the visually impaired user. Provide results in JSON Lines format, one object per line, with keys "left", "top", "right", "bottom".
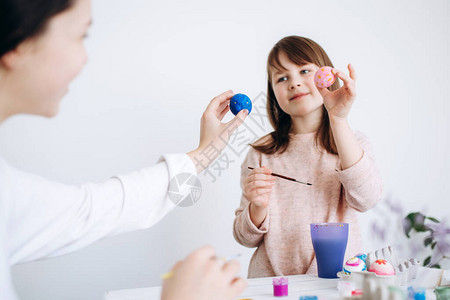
{"left": 348, "top": 63, "right": 357, "bottom": 81}
{"left": 318, "top": 86, "right": 331, "bottom": 98}
{"left": 332, "top": 68, "right": 355, "bottom": 89}
{"left": 333, "top": 67, "right": 356, "bottom": 97}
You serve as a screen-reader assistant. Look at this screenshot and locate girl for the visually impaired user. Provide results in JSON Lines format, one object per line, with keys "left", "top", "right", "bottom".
{"left": 233, "top": 36, "right": 382, "bottom": 278}
{"left": 0, "top": 0, "right": 247, "bottom": 299}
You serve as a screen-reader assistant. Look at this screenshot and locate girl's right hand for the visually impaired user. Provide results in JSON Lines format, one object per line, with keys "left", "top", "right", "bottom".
{"left": 244, "top": 166, "right": 275, "bottom": 209}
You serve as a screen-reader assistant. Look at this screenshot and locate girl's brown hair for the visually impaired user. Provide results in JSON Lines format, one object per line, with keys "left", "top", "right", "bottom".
{"left": 252, "top": 36, "right": 340, "bottom": 155}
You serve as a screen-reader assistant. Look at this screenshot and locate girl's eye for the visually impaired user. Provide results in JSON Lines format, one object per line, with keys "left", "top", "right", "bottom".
{"left": 301, "top": 69, "right": 311, "bottom": 74}
{"left": 277, "top": 76, "right": 287, "bottom": 83}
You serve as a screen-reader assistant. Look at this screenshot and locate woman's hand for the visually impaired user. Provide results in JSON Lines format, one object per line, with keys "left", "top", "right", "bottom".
{"left": 161, "top": 246, "right": 247, "bottom": 300}
{"left": 188, "top": 90, "right": 248, "bottom": 173}
{"left": 319, "top": 64, "right": 357, "bottom": 120}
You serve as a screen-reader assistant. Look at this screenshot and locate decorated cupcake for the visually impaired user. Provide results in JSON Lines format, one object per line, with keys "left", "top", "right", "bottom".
{"left": 368, "top": 259, "right": 395, "bottom": 276}
{"left": 343, "top": 257, "right": 367, "bottom": 274}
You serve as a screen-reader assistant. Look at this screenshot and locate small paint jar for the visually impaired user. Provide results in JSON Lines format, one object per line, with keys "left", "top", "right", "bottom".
{"left": 273, "top": 277, "right": 288, "bottom": 297}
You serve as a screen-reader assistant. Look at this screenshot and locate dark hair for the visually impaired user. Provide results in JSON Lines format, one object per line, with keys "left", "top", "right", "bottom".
{"left": 0, "top": 0, "right": 75, "bottom": 58}
{"left": 251, "top": 36, "right": 340, "bottom": 155}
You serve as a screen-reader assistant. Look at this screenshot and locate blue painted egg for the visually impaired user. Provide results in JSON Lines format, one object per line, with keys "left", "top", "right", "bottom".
{"left": 355, "top": 253, "right": 367, "bottom": 263}
{"left": 230, "top": 93, "right": 252, "bottom": 116}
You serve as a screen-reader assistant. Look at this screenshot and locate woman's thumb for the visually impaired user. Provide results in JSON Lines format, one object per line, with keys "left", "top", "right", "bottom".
{"left": 228, "top": 109, "right": 248, "bottom": 127}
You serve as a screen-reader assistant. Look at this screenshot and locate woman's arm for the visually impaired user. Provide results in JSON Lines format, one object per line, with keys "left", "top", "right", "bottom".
{"left": 2, "top": 154, "right": 195, "bottom": 265}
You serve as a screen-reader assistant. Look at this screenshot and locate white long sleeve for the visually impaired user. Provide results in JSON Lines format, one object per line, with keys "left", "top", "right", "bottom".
{"left": 0, "top": 153, "right": 196, "bottom": 299}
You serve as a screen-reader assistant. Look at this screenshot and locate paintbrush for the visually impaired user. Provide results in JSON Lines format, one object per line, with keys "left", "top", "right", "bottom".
{"left": 247, "top": 167, "right": 312, "bottom": 186}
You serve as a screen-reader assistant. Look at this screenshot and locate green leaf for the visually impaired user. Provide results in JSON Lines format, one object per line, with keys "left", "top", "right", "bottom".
{"left": 406, "top": 212, "right": 419, "bottom": 225}
{"left": 426, "top": 217, "right": 440, "bottom": 223}
{"left": 431, "top": 264, "right": 441, "bottom": 269}
{"left": 414, "top": 224, "right": 429, "bottom": 233}
{"left": 424, "top": 237, "right": 434, "bottom": 247}
{"left": 403, "top": 212, "right": 436, "bottom": 237}
{"left": 404, "top": 213, "right": 418, "bottom": 237}
{"left": 431, "top": 242, "right": 437, "bottom": 250}
{"left": 423, "top": 256, "right": 431, "bottom": 266}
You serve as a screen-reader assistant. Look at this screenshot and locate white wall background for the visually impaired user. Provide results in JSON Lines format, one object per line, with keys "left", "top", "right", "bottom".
{"left": 0, "top": 0, "right": 448, "bottom": 299}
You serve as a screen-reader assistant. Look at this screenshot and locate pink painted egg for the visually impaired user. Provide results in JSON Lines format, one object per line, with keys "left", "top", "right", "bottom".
{"left": 368, "top": 259, "right": 395, "bottom": 276}
{"left": 314, "top": 66, "right": 336, "bottom": 88}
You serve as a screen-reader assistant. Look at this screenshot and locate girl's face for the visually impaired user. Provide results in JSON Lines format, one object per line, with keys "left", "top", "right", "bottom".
{"left": 4, "top": 0, "right": 91, "bottom": 118}
{"left": 270, "top": 51, "right": 324, "bottom": 118}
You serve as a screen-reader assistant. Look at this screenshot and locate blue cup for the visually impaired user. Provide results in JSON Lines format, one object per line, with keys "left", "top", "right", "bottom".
{"left": 310, "top": 223, "right": 349, "bottom": 278}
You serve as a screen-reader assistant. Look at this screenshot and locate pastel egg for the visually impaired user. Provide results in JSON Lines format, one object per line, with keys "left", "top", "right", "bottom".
{"left": 355, "top": 253, "right": 367, "bottom": 263}
{"left": 368, "top": 259, "right": 395, "bottom": 276}
{"left": 314, "top": 66, "right": 336, "bottom": 88}
{"left": 343, "top": 257, "right": 366, "bottom": 274}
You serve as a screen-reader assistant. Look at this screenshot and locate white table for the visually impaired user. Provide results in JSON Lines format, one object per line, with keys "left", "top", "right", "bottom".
{"left": 105, "top": 274, "right": 341, "bottom": 300}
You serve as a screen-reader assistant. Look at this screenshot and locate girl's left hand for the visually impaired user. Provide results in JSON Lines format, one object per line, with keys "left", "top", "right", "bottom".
{"left": 318, "top": 64, "right": 357, "bottom": 120}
